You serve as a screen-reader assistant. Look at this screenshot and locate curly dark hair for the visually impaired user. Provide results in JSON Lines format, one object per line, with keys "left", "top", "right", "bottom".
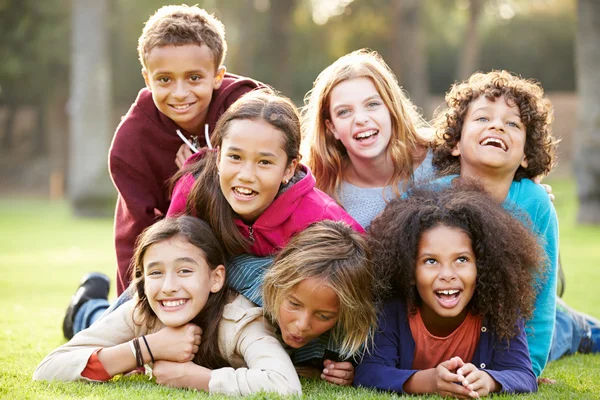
{"left": 432, "top": 70, "right": 559, "bottom": 181}
{"left": 367, "top": 180, "right": 545, "bottom": 340}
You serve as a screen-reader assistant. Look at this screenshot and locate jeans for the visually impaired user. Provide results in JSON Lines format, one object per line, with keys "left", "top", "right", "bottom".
{"left": 548, "top": 300, "right": 599, "bottom": 361}
{"left": 73, "top": 286, "right": 134, "bottom": 335}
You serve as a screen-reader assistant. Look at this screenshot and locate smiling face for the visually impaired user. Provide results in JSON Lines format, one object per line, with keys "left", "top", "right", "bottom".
{"left": 143, "top": 235, "right": 225, "bottom": 328}
{"left": 218, "top": 118, "right": 297, "bottom": 224}
{"left": 277, "top": 277, "right": 340, "bottom": 349}
{"left": 143, "top": 44, "right": 225, "bottom": 133}
{"left": 415, "top": 224, "right": 477, "bottom": 337}
{"left": 452, "top": 94, "right": 528, "bottom": 179}
{"left": 325, "top": 77, "right": 393, "bottom": 164}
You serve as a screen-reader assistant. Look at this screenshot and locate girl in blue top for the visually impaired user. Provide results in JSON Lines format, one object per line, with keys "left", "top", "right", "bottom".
{"left": 355, "top": 183, "right": 544, "bottom": 397}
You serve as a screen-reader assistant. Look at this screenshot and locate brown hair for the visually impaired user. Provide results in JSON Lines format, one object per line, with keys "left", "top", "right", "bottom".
{"left": 301, "top": 49, "right": 430, "bottom": 203}
{"left": 138, "top": 4, "right": 227, "bottom": 71}
{"left": 368, "top": 180, "right": 545, "bottom": 340}
{"left": 263, "top": 220, "right": 377, "bottom": 359}
{"left": 171, "top": 89, "right": 301, "bottom": 257}
{"left": 130, "top": 216, "right": 232, "bottom": 369}
{"left": 432, "top": 70, "right": 559, "bottom": 180}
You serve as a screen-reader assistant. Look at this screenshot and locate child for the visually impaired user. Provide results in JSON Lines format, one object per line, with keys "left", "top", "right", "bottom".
{"left": 301, "top": 49, "right": 434, "bottom": 228}
{"left": 431, "top": 70, "right": 560, "bottom": 377}
{"left": 35, "top": 216, "right": 301, "bottom": 396}
{"left": 167, "top": 89, "right": 364, "bottom": 257}
{"left": 261, "top": 219, "right": 378, "bottom": 386}
{"left": 355, "top": 184, "right": 543, "bottom": 397}
{"left": 109, "top": 4, "right": 264, "bottom": 296}
{"left": 434, "top": 71, "right": 600, "bottom": 376}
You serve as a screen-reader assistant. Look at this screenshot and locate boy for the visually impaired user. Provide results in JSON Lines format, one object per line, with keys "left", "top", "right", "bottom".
{"left": 109, "top": 5, "right": 263, "bottom": 295}
{"left": 61, "top": 5, "right": 264, "bottom": 340}
{"left": 431, "top": 70, "right": 598, "bottom": 379}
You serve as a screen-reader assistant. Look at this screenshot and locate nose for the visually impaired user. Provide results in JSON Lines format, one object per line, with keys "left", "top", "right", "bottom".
{"left": 354, "top": 110, "right": 369, "bottom": 125}
{"left": 237, "top": 161, "right": 256, "bottom": 183}
{"left": 294, "top": 312, "right": 311, "bottom": 332}
{"left": 438, "top": 262, "right": 457, "bottom": 282}
{"left": 489, "top": 117, "right": 505, "bottom": 132}
{"left": 161, "top": 271, "right": 179, "bottom": 294}
{"left": 172, "top": 80, "right": 190, "bottom": 100}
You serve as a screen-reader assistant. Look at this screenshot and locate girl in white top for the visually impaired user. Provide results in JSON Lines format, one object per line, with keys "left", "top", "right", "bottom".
{"left": 33, "top": 216, "right": 301, "bottom": 396}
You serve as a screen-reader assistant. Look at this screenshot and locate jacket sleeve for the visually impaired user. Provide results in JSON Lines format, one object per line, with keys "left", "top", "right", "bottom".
{"left": 33, "top": 302, "right": 137, "bottom": 382}
{"left": 209, "top": 298, "right": 302, "bottom": 395}
{"left": 354, "top": 299, "right": 417, "bottom": 393}
{"left": 526, "top": 198, "right": 559, "bottom": 376}
{"left": 110, "top": 153, "right": 162, "bottom": 295}
{"left": 484, "top": 319, "right": 538, "bottom": 393}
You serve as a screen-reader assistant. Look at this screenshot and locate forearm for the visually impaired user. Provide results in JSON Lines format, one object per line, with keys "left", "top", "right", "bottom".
{"left": 403, "top": 369, "right": 436, "bottom": 394}
{"left": 96, "top": 342, "right": 141, "bottom": 377}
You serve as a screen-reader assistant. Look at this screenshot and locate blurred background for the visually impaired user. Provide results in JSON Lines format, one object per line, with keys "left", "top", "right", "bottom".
{"left": 0, "top": 0, "right": 598, "bottom": 224}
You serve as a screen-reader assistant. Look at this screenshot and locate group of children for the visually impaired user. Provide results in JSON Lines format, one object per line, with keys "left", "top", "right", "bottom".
{"left": 33, "top": 4, "right": 599, "bottom": 398}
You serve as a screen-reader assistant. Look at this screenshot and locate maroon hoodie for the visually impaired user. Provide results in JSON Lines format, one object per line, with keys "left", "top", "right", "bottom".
{"left": 109, "top": 73, "right": 263, "bottom": 295}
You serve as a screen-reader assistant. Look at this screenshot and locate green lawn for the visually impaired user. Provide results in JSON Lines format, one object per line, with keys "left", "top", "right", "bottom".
{"left": 1, "top": 178, "right": 599, "bottom": 399}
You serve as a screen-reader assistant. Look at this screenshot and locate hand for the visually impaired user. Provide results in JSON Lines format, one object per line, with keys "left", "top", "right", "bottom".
{"left": 175, "top": 144, "right": 194, "bottom": 170}
{"left": 456, "top": 362, "right": 501, "bottom": 398}
{"left": 147, "top": 323, "right": 202, "bottom": 362}
{"left": 295, "top": 365, "right": 321, "bottom": 379}
{"left": 538, "top": 377, "right": 557, "bottom": 385}
{"left": 433, "top": 357, "right": 472, "bottom": 398}
{"left": 321, "top": 360, "right": 354, "bottom": 386}
{"left": 533, "top": 176, "right": 555, "bottom": 203}
{"left": 153, "top": 360, "right": 211, "bottom": 391}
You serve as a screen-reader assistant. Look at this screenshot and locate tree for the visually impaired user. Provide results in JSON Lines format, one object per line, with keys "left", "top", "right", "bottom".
{"left": 457, "top": 0, "right": 484, "bottom": 81}
{"left": 574, "top": 0, "right": 600, "bottom": 224}
{"left": 69, "top": 0, "right": 114, "bottom": 216}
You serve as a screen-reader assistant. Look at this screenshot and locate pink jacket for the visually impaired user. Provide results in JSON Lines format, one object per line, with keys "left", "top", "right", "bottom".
{"left": 168, "top": 155, "right": 364, "bottom": 256}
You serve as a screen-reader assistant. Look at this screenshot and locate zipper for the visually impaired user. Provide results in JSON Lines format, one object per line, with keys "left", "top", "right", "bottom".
{"left": 248, "top": 226, "right": 255, "bottom": 244}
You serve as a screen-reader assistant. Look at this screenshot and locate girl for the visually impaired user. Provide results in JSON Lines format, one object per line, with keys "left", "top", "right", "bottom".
{"left": 262, "top": 220, "right": 378, "bottom": 386}
{"left": 168, "top": 88, "right": 364, "bottom": 257}
{"left": 355, "top": 183, "right": 543, "bottom": 397}
{"left": 34, "top": 216, "right": 301, "bottom": 396}
{"left": 301, "top": 49, "right": 434, "bottom": 228}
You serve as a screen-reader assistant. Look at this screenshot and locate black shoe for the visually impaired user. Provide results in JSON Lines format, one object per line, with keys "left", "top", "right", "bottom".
{"left": 62, "top": 272, "right": 110, "bottom": 339}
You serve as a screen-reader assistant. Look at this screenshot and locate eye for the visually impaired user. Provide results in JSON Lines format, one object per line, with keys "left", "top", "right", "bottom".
{"left": 507, "top": 121, "right": 520, "bottom": 128}
{"left": 190, "top": 75, "right": 202, "bottom": 82}
{"left": 157, "top": 76, "right": 170, "bottom": 84}
{"left": 179, "top": 267, "right": 194, "bottom": 274}
{"left": 317, "top": 313, "right": 334, "bottom": 322}
{"left": 227, "top": 154, "right": 241, "bottom": 161}
{"left": 147, "top": 269, "right": 162, "bottom": 276}
{"left": 336, "top": 109, "right": 350, "bottom": 117}
{"left": 424, "top": 258, "right": 437, "bottom": 265}
{"left": 456, "top": 256, "right": 469, "bottom": 263}
{"left": 258, "top": 159, "right": 273, "bottom": 165}
{"left": 287, "top": 299, "right": 300, "bottom": 309}
{"left": 367, "top": 101, "right": 381, "bottom": 108}
{"left": 475, "top": 116, "right": 488, "bottom": 122}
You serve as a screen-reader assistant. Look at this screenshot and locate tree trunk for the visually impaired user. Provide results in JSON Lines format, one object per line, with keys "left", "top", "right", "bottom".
{"left": 574, "top": 0, "right": 600, "bottom": 224}
{"left": 1, "top": 103, "right": 17, "bottom": 150}
{"left": 69, "top": 0, "right": 114, "bottom": 216}
{"left": 389, "top": 0, "right": 430, "bottom": 116}
{"left": 267, "top": 0, "right": 297, "bottom": 94}
{"left": 457, "top": 0, "right": 483, "bottom": 81}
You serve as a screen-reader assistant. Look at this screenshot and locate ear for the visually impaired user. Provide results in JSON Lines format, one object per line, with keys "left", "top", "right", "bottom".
{"left": 451, "top": 142, "right": 461, "bottom": 157}
{"left": 213, "top": 66, "right": 226, "bottom": 90}
{"left": 210, "top": 264, "right": 226, "bottom": 293}
{"left": 142, "top": 69, "right": 151, "bottom": 90}
{"left": 283, "top": 158, "right": 298, "bottom": 183}
{"left": 520, "top": 156, "right": 528, "bottom": 169}
{"left": 325, "top": 119, "right": 340, "bottom": 140}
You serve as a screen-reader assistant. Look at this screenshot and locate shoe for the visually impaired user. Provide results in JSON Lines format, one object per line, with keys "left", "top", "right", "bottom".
{"left": 62, "top": 272, "right": 110, "bottom": 339}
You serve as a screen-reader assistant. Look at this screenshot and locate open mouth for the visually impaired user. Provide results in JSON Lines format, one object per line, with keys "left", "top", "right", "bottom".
{"left": 169, "top": 102, "right": 196, "bottom": 111}
{"left": 354, "top": 129, "right": 378, "bottom": 142}
{"left": 233, "top": 187, "right": 258, "bottom": 197}
{"left": 434, "top": 289, "right": 462, "bottom": 308}
{"left": 160, "top": 299, "right": 188, "bottom": 308}
{"left": 480, "top": 137, "right": 507, "bottom": 151}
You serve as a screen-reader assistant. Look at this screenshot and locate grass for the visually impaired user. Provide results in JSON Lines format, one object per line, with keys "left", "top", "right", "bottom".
{"left": 1, "top": 178, "right": 599, "bottom": 399}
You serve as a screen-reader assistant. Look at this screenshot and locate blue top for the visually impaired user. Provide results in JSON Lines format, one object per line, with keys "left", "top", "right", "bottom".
{"left": 354, "top": 298, "right": 538, "bottom": 394}
{"left": 431, "top": 176, "right": 558, "bottom": 377}
{"left": 339, "top": 150, "right": 434, "bottom": 228}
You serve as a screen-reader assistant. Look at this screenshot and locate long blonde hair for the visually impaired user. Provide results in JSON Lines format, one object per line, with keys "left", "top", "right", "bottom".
{"left": 262, "top": 220, "right": 377, "bottom": 360}
{"left": 301, "top": 49, "right": 429, "bottom": 203}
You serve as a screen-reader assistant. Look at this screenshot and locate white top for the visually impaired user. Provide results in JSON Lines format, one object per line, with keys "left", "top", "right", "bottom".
{"left": 33, "top": 294, "right": 301, "bottom": 396}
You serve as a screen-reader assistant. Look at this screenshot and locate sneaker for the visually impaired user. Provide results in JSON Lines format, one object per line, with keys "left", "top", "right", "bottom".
{"left": 62, "top": 272, "right": 110, "bottom": 339}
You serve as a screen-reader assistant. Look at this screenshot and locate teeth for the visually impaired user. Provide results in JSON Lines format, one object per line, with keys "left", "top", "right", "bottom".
{"left": 480, "top": 137, "right": 507, "bottom": 151}
{"left": 234, "top": 187, "right": 254, "bottom": 195}
{"left": 355, "top": 130, "right": 377, "bottom": 139}
{"left": 162, "top": 299, "right": 186, "bottom": 307}
{"left": 437, "top": 289, "right": 459, "bottom": 295}
{"left": 172, "top": 104, "right": 191, "bottom": 110}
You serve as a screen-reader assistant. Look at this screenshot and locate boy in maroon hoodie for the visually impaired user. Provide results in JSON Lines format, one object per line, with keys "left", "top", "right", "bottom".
{"left": 108, "top": 5, "right": 263, "bottom": 296}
